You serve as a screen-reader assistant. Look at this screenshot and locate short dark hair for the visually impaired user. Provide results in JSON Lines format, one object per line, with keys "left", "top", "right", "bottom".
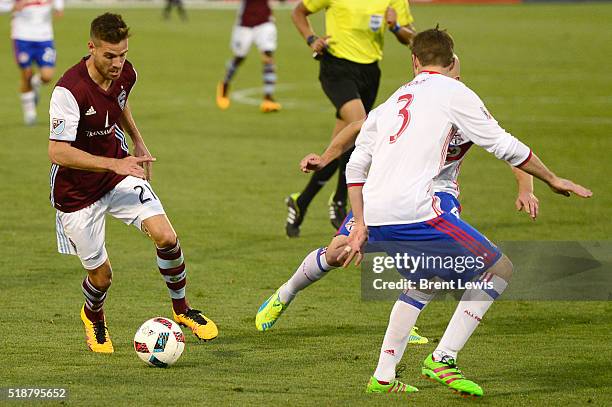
{"left": 412, "top": 27, "right": 454, "bottom": 68}
{"left": 90, "top": 13, "right": 130, "bottom": 44}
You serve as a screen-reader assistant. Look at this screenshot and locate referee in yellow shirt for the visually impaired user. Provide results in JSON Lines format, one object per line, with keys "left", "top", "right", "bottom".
{"left": 285, "top": 0, "right": 416, "bottom": 237}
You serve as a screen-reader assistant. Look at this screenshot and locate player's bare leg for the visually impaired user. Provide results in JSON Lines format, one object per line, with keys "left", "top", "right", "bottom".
{"left": 19, "top": 67, "right": 37, "bottom": 125}
{"left": 142, "top": 214, "right": 218, "bottom": 341}
{"left": 81, "top": 259, "right": 114, "bottom": 353}
{"left": 286, "top": 118, "right": 348, "bottom": 237}
{"left": 259, "top": 51, "right": 281, "bottom": 113}
{"left": 217, "top": 56, "right": 245, "bottom": 110}
{"left": 421, "top": 255, "right": 513, "bottom": 397}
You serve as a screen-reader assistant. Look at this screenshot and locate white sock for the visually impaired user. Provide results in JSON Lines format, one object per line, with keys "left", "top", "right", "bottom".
{"left": 31, "top": 73, "right": 42, "bottom": 89}
{"left": 434, "top": 273, "right": 508, "bottom": 361}
{"left": 21, "top": 91, "right": 36, "bottom": 124}
{"left": 278, "top": 247, "right": 333, "bottom": 304}
{"left": 373, "top": 300, "right": 422, "bottom": 383}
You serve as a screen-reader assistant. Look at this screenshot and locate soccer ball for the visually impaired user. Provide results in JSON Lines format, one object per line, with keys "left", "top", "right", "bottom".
{"left": 133, "top": 317, "right": 185, "bottom": 367}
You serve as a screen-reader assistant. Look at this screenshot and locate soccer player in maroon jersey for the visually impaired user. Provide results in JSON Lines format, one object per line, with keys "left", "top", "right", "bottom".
{"left": 48, "top": 13, "right": 217, "bottom": 353}
{"left": 216, "top": 0, "right": 284, "bottom": 113}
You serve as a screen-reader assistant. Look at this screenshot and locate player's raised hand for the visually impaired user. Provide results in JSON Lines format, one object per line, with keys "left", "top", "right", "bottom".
{"left": 338, "top": 224, "right": 368, "bottom": 268}
{"left": 112, "top": 156, "right": 156, "bottom": 180}
{"left": 548, "top": 177, "right": 593, "bottom": 198}
{"left": 515, "top": 191, "right": 539, "bottom": 220}
{"left": 133, "top": 141, "right": 154, "bottom": 181}
{"left": 300, "top": 153, "right": 323, "bottom": 173}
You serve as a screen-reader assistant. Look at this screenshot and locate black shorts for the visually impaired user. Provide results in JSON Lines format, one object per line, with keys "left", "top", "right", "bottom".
{"left": 319, "top": 52, "right": 381, "bottom": 118}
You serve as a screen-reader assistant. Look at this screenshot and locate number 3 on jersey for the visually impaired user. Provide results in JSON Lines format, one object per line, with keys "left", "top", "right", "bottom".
{"left": 390, "top": 94, "right": 414, "bottom": 144}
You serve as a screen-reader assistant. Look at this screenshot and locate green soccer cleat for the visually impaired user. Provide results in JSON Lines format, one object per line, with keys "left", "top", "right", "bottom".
{"left": 255, "top": 288, "right": 289, "bottom": 331}
{"left": 366, "top": 376, "right": 419, "bottom": 394}
{"left": 408, "top": 326, "right": 428, "bottom": 345}
{"left": 421, "top": 353, "right": 483, "bottom": 397}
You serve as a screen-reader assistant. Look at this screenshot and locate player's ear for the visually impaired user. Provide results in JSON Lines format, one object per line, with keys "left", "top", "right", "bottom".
{"left": 87, "top": 40, "right": 95, "bottom": 55}
{"left": 411, "top": 54, "right": 419, "bottom": 75}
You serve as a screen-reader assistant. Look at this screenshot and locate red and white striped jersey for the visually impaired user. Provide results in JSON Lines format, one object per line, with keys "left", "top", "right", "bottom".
{"left": 1, "top": 0, "right": 63, "bottom": 41}
{"left": 346, "top": 71, "right": 531, "bottom": 226}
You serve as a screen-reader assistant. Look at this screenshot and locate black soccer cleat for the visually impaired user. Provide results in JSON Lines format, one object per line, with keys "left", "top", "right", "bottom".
{"left": 328, "top": 196, "right": 347, "bottom": 230}
{"left": 285, "top": 193, "right": 304, "bottom": 238}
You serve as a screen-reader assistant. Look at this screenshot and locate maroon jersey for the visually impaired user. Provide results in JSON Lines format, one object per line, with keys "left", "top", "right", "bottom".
{"left": 237, "top": 0, "right": 272, "bottom": 27}
{"left": 49, "top": 57, "right": 137, "bottom": 212}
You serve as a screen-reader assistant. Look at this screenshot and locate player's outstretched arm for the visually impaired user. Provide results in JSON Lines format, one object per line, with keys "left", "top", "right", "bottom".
{"left": 120, "top": 102, "right": 153, "bottom": 180}
{"left": 510, "top": 164, "right": 539, "bottom": 220}
{"left": 48, "top": 140, "right": 154, "bottom": 180}
{"left": 517, "top": 153, "right": 592, "bottom": 198}
{"left": 300, "top": 119, "right": 365, "bottom": 173}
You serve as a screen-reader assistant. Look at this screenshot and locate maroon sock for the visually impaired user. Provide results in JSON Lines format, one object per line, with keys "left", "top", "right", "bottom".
{"left": 157, "top": 240, "right": 189, "bottom": 314}
{"left": 82, "top": 276, "right": 107, "bottom": 322}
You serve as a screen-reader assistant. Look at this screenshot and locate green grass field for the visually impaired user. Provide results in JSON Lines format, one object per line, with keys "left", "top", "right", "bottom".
{"left": 1, "top": 4, "right": 611, "bottom": 406}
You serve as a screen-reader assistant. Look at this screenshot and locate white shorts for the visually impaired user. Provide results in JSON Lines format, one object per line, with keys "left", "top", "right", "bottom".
{"left": 55, "top": 176, "right": 166, "bottom": 270}
{"left": 231, "top": 22, "right": 277, "bottom": 58}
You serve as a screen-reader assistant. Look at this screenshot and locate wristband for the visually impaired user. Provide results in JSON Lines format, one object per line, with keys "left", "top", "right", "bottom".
{"left": 306, "top": 35, "right": 318, "bottom": 46}
{"left": 390, "top": 23, "right": 401, "bottom": 34}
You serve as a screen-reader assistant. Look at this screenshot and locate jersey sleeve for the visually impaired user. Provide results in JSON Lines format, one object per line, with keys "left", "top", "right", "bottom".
{"left": 449, "top": 85, "right": 531, "bottom": 166}
{"left": 302, "top": 0, "right": 330, "bottom": 14}
{"left": 49, "top": 86, "right": 80, "bottom": 142}
{"left": 346, "top": 108, "right": 379, "bottom": 186}
{"left": 390, "top": 0, "right": 414, "bottom": 27}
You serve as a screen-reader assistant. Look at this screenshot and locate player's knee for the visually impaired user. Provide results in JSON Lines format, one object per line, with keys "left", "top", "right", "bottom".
{"left": 488, "top": 254, "right": 513, "bottom": 282}
{"left": 325, "top": 250, "right": 343, "bottom": 268}
{"left": 326, "top": 236, "right": 347, "bottom": 267}
{"left": 154, "top": 231, "right": 178, "bottom": 249}
{"left": 40, "top": 72, "right": 53, "bottom": 83}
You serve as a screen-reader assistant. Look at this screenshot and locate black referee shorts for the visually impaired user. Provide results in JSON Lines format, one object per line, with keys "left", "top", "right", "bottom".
{"left": 319, "top": 52, "right": 381, "bottom": 118}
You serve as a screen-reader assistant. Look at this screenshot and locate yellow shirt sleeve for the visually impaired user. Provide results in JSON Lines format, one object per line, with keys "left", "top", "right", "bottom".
{"left": 390, "top": 0, "right": 414, "bottom": 27}
{"left": 303, "top": 0, "right": 331, "bottom": 14}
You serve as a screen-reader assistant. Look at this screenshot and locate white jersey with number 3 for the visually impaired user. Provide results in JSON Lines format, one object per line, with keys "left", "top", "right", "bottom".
{"left": 1, "top": 0, "right": 63, "bottom": 41}
{"left": 346, "top": 71, "right": 531, "bottom": 226}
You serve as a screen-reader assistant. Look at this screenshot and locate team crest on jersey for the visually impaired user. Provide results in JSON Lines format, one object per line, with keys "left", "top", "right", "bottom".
{"left": 369, "top": 15, "right": 383, "bottom": 32}
{"left": 52, "top": 118, "right": 65, "bottom": 135}
{"left": 117, "top": 89, "right": 127, "bottom": 110}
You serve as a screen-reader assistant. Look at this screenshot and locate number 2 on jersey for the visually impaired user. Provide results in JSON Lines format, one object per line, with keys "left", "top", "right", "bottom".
{"left": 390, "top": 94, "right": 414, "bottom": 144}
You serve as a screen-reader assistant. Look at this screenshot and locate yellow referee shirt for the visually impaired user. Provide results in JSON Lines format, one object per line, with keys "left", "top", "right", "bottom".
{"left": 303, "top": 0, "right": 414, "bottom": 64}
